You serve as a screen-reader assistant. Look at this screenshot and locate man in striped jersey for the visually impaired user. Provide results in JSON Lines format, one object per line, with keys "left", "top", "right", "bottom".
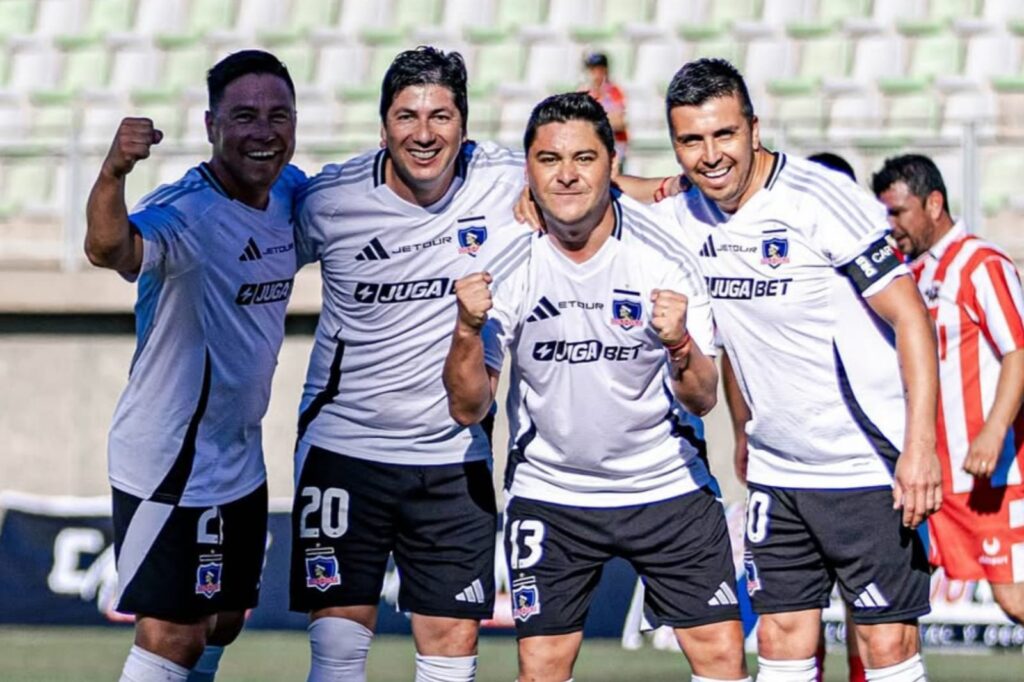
{"left": 289, "top": 47, "right": 531, "bottom": 682}
{"left": 874, "top": 154, "right": 1024, "bottom": 624}
{"left": 445, "top": 92, "right": 749, "bottom": 682}
{"left": 84, "top": 51, "right": 303, "bottom": 682}
{"left": 648, "top": 59, "right": 941, "bottom": 682}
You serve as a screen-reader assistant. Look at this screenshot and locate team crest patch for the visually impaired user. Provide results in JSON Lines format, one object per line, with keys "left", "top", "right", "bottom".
{"left": 761, "top": 237, "right": 790, "bottom": 268}
{"left": 511, "top": 576, "right": 541, "bottom": 622}
{"left": 305, "top": 549, "right": 341, "bottom": 592}
{"left": 457, "top": 226, "right": 487, "bottom": 256}
{"left": 611, "top": 289, "right": 643, "bottom": 329}
{"left": 743, "top": 553, "right": 761, "bottom": 596}
{"left": 195, "top": 554, "right": 223, "bottom": 599}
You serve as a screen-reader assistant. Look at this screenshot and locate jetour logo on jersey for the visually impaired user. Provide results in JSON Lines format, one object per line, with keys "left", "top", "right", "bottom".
{"left": 611, "top": 289, "right": 643, "bottom": 329}
{"left": 532, "top": 340, "right": 642, "bottom": 363}
{"left": 353, "top": 278, "right": 455, "bottom": 304}
{"left": 235, "top": 278, "right": 294, "bottom": 305}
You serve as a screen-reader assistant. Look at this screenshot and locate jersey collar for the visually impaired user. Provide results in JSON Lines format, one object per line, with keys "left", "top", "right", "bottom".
{"left": 197, "top": 162, "right": 230, "bottom": 198}
{"left": 923, "top": 220, "right": 968, "bottom": 263}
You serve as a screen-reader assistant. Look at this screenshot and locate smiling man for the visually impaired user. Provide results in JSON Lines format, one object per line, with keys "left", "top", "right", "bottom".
{"left": 444, "top": 92, "right": 748, "bottom": 682}
{"left": 648, "top": 58, "right": 941, "bottom": 682}
{"left": 288, "top": 47, "right": 531, "bottom": 682}
{"left": 84, "top": 50, "right": 304, "bottom": 682}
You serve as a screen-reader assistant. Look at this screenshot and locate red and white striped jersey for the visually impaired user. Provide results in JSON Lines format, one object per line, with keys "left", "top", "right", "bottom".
{"left": 911, "top": 222, "right": 1024, "bottom": 495}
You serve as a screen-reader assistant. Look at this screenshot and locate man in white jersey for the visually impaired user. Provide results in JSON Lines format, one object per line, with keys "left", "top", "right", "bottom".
{"left": 644, "top": 59, "right": 942, "bottom": 682}
{"left": 84, "top": 51, "right": 303, "bottom": 682}
{"left": 445, "top": 92, "right": 749, "bottom": 682}
{"left": 873, "top": 154, "right": 1024, "bottom": 624}
{"left": 289, "top": 47, "right": 531, "bottom": 682}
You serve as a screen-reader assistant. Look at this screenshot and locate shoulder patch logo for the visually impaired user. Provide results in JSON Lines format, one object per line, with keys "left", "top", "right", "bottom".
{"left": 761, "top": 237, "right": 789, "bottom": 268}
{"left": 195, "top": 553, "right": 223, "bottom": 599}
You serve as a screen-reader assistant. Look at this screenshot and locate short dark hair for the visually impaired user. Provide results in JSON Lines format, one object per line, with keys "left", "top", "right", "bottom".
{"left": 665, "top": 58, "right": 755, "bottom": 123}
{"left": 808, "top": 152, "right": 856, "bottom": 181}
{"left": 523, "top": 92, "right": 615, "bottom": 157}
{"left": 871, "top": 154, "right": 949, "bottom": 214}
{"left": 380, "top": 46, "right": 468, "bottom": 133}
{"left": 207, "top": 50, "right": 295, "bottom": 112}
{"left": 584, "top": 52, "right": 608, "bottom": 68}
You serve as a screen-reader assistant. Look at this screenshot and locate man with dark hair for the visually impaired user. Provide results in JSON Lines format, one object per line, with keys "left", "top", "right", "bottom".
{"left": 84, "top": 49, "right": 303, "bottom": 682}
{"left": 445, "top": 91, "right": 748, "bottom": 682}
{"left": 646, "top": 58, "right": 941, "bottom": 682}
{"left": 579, "top": 52, "right": 629, "bottom": 173}
{"left": 289, "top": 46, "right": 530, "bottom": 682}
{"left": 873, "top": 153, "right": 1024, "bottom": 627}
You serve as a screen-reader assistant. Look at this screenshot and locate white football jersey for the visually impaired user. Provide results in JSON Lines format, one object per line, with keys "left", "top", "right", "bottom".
{"left": 484, "top": 195, "right": 716, "bottom": 508}
{"left": 658, "top": 153, "right": 911, "bottom": 490}
{"left": 295, "top": 141, "right": 531, "bottom": 467}
{"left": 109, "top": 163, "right": 306, "bottom": 506}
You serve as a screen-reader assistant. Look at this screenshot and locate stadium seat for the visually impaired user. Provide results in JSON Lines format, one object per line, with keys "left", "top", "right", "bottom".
{"left": 546, "top": 0, "right": 600, "bottom": 31}
{"left": 0, "top": 0, "right": 37, "bottom": 40}
{"left": 496, "top": 0, "right": 547, "bottom": 31}
{"left": 336, "top": 89, "right": 380, "bottom": 149}
{"left": 155, "top": 38, "right": 212, "bottom": 97}
{"left": 35, "top": 0, "right": 87, "bottom": 37}
{"left": 816, "top": 0, "right": 872, "bottom": 24}
{"left": 54, "top": 36, "right": 112, "bottom": 94}
{"left": 109, "top": 42, "right": 162, "bottom": 93}
{"left": 261, "top": 0, "right": 339, "bottom": 43}
{"left": 878, "top": 78, "right": 942, "bottom": 137}
{"left": 78, "top": 0, "right": 136, "bottom": 38}
{"left": 765, "top": 79, "right": 828, "bottom": 138}
{"left": 898, "top": 21, "right": 964, "bottom": 81}
{"left": 134, "top": 0, "right": 187, "bottom": 37}
{"left": 313, "top": 43, "right": 367, "bottom": 91}
{"left": 185, "top": 0, "right": 237, "bottom": 37}
{"left": 680, "top": 25, "right": 743, "bottom": 68}
{"left": 4, "top": 43, "right": 61, "bottom": 94}
{"left": 631, "top": 38, "right": 685, "bottom": 89}
{"left": 468, "top": 37, "right": 526, "bottom": 94}
{"left": 525, "top": 41, "right": 582, "bottom": 91}
{"left": 0, "top": 149, "right": 60, "bottom": 221}
{"left": 927, "top": 0, "right": 981, "bottom": 23}
{"left": 979, "top": 147, "right": 1024, "bottom": 214}
{"left": 983, "top": 0, "right": 1024, "bottom": 21}
{"left": 850, "top": 32, "right": 904, "bottom": 83}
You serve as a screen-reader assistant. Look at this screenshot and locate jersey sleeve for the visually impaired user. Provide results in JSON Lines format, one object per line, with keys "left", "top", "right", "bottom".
{"left": 808, "top": 178, "right": 908, "bottom": 297}
{"left": 293, "top": 185, "right": 326, "bottom": 266}
{"left": 128, "top": 203, "right": 193, "bottom": 279}
{"left": 482, "top": 263, "right": 528, "bottom": 372}
{"left": 966, "top": 255, "right": 1024, "bottom": 356}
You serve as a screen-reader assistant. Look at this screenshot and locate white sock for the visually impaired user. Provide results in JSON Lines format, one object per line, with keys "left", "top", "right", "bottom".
{"left": 186, "top": 645, "right": 225, "bottom": 682}
{"left": 865, "top": 654, "right": 927, "bottom": 681}
{"left": 414, "top": 653, "right": 477, "bottom": 682}
{"left": 307, "top": 617, "right": 374, "bottom": 682}
{"left": 119, "top": 645, "right": 190, "bottom": 682}
{"left": 693, "top": 676, "right": 752, "bottom": 681}
{"left": 756, "top": 656, "right": 817, "bottom": 682}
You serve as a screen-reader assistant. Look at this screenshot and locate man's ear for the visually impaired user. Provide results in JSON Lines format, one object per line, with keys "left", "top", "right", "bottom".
{"left": 925, "top": 190, "right": 944, "bottom": 221}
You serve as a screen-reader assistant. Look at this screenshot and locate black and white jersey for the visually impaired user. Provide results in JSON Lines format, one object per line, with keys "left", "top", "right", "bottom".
{"left": 108, "top": 163, "right": 306, "bottom": 506}
{"left": 657, "top": 153, "right": 909, "bottom": 489}
{"left": 294, "top": 141, "right": 531, "bottom": 467}
{"left": 484, "top": 195, "right": 716, "bottom": 507}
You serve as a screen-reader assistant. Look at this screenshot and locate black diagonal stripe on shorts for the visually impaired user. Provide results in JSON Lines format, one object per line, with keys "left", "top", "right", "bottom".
{"left": 150, "top": 349, "right": 213, "bottom": 504}
{"left": 833, "top": 342, "right": 900, "bottom": 472}
{"left": 296, "top": 339, "right": 346, "bottom": 443}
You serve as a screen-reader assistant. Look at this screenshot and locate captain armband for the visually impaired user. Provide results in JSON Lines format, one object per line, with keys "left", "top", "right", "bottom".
{"left": 840, "top": 237, "right": 903, "bottom": 294}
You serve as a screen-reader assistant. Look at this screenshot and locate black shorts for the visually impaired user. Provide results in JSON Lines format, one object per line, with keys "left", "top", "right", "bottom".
{"left": 289, "top": 446, "right": 497, "bottom": 619}
{"left": 112, "top": 483, "right": 268, "bottom": 620}
{"left": 505, "top": 488, "right": 740, "bottom": 638}
{"left": 743, "top": 484, "right": 930, "bottom": 624}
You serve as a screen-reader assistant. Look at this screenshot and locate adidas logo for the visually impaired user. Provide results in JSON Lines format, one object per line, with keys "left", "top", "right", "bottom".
{"left": 707, "top": 581, "right": 738, "bottom": 607}
{"left": 698, "top": 235, "right": 717, "bottom": 258}
{"left": 454, "top": 579, "right": 486, "bottom": 604}
{"left": 355, "top": 238, "right": 390, "bottom": 261}
{"left": 853, "top": 582, "right": 889, "bottom": 609}
{"left": 238, "top": 237, "right": 263, "bottom": 261}
{"left": 526, "top": 296, "right": 560, "bottom": 323}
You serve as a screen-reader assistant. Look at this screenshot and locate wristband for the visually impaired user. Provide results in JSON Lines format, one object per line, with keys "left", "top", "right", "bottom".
{"left": 653, "top": 176, "right": 674, "bottom": 203}
{"left": 664, "top": 332, "right": 691, "bottom": 353}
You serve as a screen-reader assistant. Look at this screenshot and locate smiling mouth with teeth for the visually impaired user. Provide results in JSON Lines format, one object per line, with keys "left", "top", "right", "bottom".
{"left": 408, "top": 149, "right": 440, "bottom": 160}
{"left": 247, "top": 151, "right": 276, "bottom": 160}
